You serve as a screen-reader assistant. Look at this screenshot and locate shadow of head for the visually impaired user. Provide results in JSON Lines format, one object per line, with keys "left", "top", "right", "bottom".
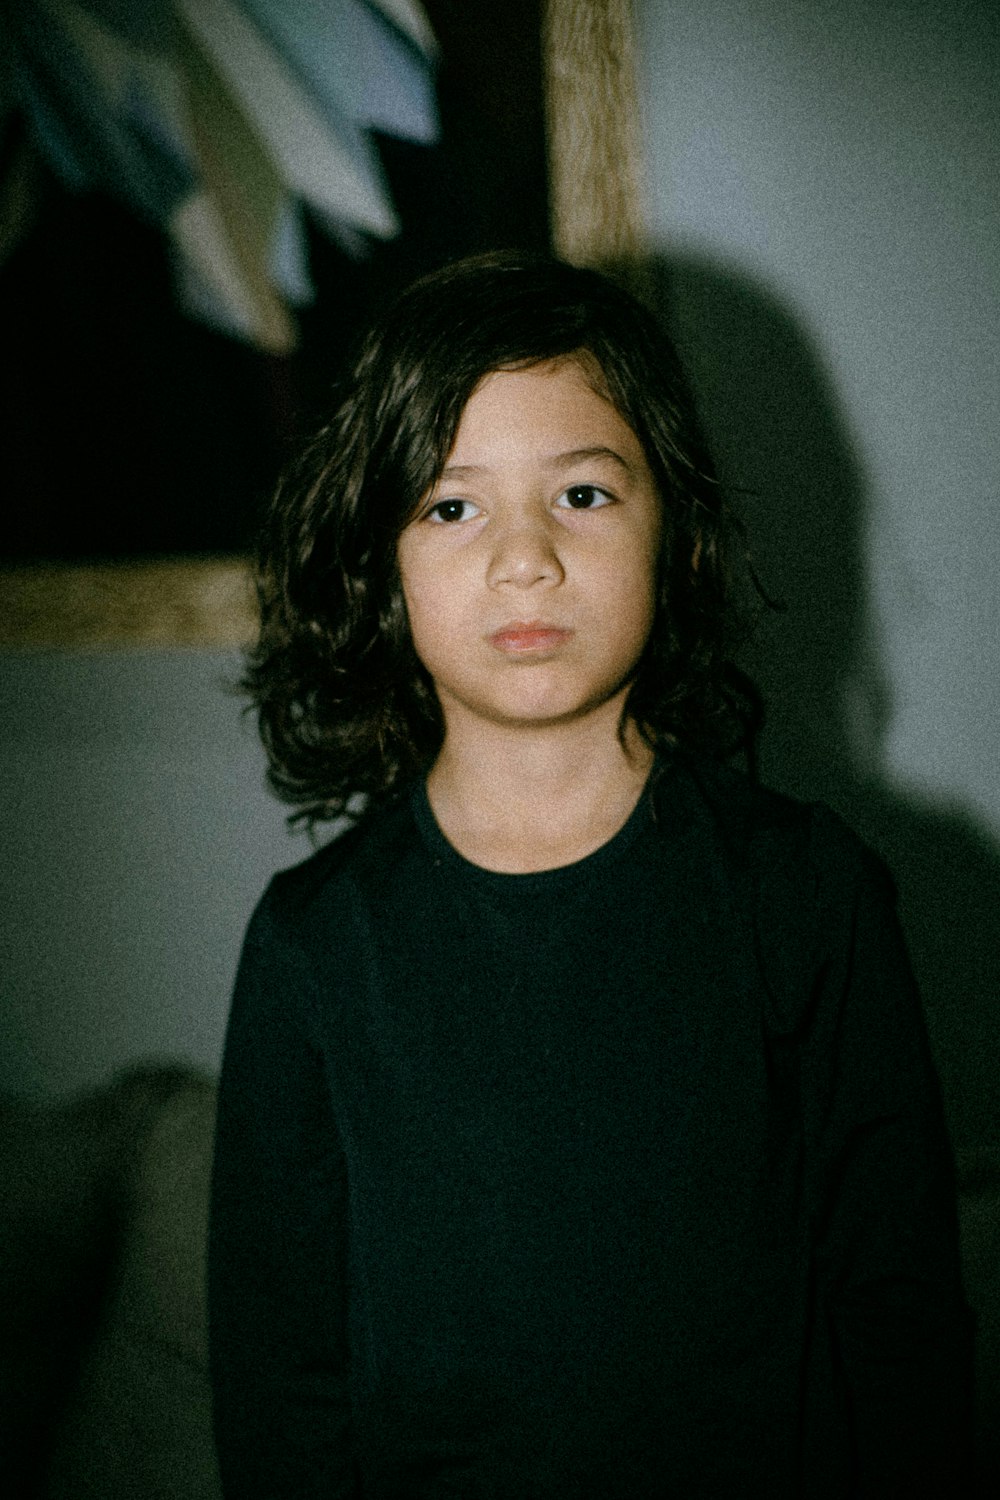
{"left": 633, "top": 250, "right": 999, "bottom": 1173}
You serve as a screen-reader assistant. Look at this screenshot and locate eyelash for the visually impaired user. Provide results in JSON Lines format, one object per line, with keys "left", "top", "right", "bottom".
{"left": 427, "top": 499, "right": 479, "bottom": 524}
{"left": 426, "top": 485, "right": 614, "bottom": 524}
{"left": 554, "top": 484, "right": 614, "bottom": 511}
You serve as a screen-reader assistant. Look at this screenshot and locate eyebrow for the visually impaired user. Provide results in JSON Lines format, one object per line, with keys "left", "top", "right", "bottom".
{"left": 543, "top": 446, "right": 635, "bottom": 475}
{"left": 437, "top": 447, "right": 635, "bottom": 482}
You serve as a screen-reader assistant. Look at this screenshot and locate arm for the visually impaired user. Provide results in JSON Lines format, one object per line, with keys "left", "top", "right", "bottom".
{"left": 208, "top": 889, "right": 358, "bottom": 1499}
{"left": 803, "top": 810, "right": 974, "bottom": 1496}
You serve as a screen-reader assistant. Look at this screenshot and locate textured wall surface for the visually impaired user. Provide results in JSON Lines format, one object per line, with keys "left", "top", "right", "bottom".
{"left": 2, "top": 4, "right": 996, "bottom": 1163}
{"left": 638, "top": 0, "right": 999, "bottom": 1165}
{"left": 0, "top": 651, "right": 302, "bottom": 1100}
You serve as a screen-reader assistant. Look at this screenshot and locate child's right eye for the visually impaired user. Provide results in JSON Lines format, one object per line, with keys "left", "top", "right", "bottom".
{"left": 427, "top": 499, "right": 480, "bottom": 524}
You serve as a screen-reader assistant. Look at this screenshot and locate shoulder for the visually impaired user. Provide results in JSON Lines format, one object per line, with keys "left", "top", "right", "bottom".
{"left": 661, "top": 755, "right": 896, "bottom": 1005}
{"left": 224, "top": 793, "right": 426, "bottom": 1057}
{"left": 661, "top": 756, "right": 908, "bottom": 1038}
{"left": 247, "top": 793, "right": 420, "bottom": 953}
{"left": 660, "top": 752, "right": 883, "bottom": 897}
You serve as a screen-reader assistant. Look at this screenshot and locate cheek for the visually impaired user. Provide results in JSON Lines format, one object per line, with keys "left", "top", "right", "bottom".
{"left": 398, "top": 569, "right": 460, "bottom": 672}
{"left": 614, "top": 547, "right": 661, "bottom": 665}
{"left": 399, "top": 584, "right": 432, "bottom": 662}
{"left": 397, "top": 547, "right": 432, "bottom": 626}
{"left": 607, "top": 531, "right": 660, "bottom": 619}
{"left": 624, "top": 584, "right": 658, "bottom": 659}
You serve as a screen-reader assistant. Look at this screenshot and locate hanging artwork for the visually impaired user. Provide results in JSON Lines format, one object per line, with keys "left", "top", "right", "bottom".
{"left": 0, "top": 2, "right": 546, "bottom": 607}
{"left": 0, "top": 1, "right": 646, "bottom": 645}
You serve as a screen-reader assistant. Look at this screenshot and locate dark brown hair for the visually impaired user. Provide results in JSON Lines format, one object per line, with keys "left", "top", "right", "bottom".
{"left": 244, "top": 251, "right": 756, "bottom": 827}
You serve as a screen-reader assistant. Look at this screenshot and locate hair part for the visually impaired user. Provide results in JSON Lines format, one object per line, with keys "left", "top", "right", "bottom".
{"left": 244, "top": 251, "right": 759, "bottom": 828}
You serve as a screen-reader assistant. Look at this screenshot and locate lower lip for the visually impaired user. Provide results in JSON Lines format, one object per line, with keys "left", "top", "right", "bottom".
{"left": 489, "top": 627, "right": 573, "bottom": 655}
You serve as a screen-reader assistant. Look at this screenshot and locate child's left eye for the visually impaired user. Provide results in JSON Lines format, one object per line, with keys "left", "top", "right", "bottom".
{"left": 554, "top": 484, "right": 614, "bottom": 510}
{"left": 427, "top": 499, "right": 480, "bottom": 523}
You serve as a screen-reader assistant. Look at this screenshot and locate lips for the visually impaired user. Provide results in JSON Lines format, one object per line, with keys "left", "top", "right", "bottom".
{"left": 488, "top": 622, "right": 574, "bottom": 654}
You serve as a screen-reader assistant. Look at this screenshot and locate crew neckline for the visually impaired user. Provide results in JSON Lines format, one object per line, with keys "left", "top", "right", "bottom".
{"left": 410, "top": 760, "right": 667, "bottom": 893}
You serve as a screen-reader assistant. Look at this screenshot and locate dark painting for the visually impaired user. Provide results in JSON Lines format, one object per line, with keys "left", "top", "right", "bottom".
{"left": 0, "top": 1, "right": 548, "bottom": 564}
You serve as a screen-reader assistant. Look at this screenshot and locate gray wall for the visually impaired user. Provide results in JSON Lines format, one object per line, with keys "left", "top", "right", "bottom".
{"left": 2, "top": 2, "right": 997, "bottom": 1166}
{"left": 638, "top": 0, "right": 999, "bottom": 1166}
{"left": 1, "top": 650, "right": 303, "bottom": 1100}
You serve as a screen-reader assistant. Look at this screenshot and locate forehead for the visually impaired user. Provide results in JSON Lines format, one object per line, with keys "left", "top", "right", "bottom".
{"left": 446, "top": 358, "right": 646, "bottom": 468}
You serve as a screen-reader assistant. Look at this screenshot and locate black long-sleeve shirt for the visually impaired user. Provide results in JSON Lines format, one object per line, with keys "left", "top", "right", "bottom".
{"left": 208, "top": 756, "right": 972, "bottom": 1497}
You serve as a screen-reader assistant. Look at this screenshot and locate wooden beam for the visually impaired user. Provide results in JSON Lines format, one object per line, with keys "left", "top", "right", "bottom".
{"left": 0, "top": 558, "right": 257, "bottom": 650}
{"left": 543, "top": 0, "right": 647, "bottom": 269}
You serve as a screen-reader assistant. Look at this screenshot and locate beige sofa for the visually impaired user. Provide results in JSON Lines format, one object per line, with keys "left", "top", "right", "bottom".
{"left": 1, "top": 1068, "right": 220, "bottom": 1499}
{"left": 2, "top": 1067, "right": 997, "bottom": 1497}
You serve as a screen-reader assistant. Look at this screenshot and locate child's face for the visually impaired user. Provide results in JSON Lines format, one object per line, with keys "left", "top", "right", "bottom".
{"left": 396, "top": 358, "right": 662, "bottom": 741}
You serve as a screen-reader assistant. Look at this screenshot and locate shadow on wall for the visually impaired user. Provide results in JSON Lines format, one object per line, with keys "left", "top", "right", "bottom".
{"left": 643, "top": 253, "right": 1000, "bottom": 1179}
{"left": 645, "top": 255, "right": 1000, "bottom": 1483}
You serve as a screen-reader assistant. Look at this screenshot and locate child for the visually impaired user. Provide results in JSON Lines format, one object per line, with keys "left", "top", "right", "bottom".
{"left": 208, "top": 252, "right": 972, "bottom": 1497}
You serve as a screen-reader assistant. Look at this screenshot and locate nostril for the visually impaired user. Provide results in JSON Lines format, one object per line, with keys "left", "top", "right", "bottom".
{"left": 487, "top": 526, "right": 563, "bottom": 578}
{"left": 487, "top": 542, "right": 564, "bottom": 589}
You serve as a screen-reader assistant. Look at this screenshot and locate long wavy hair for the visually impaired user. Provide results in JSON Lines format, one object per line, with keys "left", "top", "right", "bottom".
{"left": 244, "top": 251, "right": 757, "bottom": 828}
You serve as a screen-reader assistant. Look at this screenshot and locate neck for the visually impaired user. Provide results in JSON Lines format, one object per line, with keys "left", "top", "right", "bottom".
{"left": 426, "top": 708, "right": 655, "bottom": 874}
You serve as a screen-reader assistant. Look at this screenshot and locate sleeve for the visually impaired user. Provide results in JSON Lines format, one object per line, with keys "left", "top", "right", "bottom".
{"left": 208, "top": 886, "right": 359, "bottom": 1499}
{"left": 801, "top": 808, "right": 975, "bottom": 1497}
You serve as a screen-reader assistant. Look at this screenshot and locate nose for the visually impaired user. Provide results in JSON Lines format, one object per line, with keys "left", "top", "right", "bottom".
{"left": 486, "top": 516, "right": 565, "bottom": 590}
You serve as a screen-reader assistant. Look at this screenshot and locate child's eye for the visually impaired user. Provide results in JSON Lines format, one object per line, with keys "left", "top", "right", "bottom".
{"left": 427, "top": 498, "right": 481, "bottom": 524}
{"left": 554, "top": 484, "right": 614, "bottom": 511}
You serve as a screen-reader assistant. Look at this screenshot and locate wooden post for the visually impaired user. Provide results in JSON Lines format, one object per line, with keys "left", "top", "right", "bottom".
{"left": 543, "top": 0, "right": 647, "bottom": 271}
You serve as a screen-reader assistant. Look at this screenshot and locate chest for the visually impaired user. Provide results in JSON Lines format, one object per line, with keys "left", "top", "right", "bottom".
{"left": 319, "top": 844, "right": 804, "bottom": 1274}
